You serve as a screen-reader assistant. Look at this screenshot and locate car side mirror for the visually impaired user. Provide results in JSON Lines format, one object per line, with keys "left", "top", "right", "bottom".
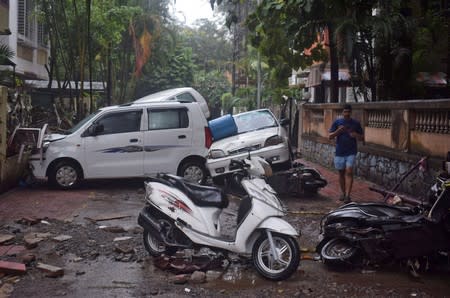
{"left": 280, "top": 118, "right": 290, "bottom": 126}
{"left": 88, "top": 123, "right": 104, "bottom": 136}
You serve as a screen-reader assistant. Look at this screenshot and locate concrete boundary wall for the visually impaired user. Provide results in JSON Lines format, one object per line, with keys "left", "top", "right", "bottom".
{"left": 298, "top": 100, "right": 450, "bottom": 198}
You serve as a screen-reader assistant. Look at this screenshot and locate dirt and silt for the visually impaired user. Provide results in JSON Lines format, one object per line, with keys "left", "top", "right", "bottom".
{"left": 0, "top": 179, "right": 449, "bottom": 297}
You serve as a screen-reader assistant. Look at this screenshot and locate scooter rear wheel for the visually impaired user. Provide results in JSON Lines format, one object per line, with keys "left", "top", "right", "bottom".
{"left": 252, "top": 233, "right": 300, "bottom": 281}
{"left": 320, "top": 238, "right": 359, "bottom": 268}
{"left": 143, "top": 230, "right": 177, "bottom": 257}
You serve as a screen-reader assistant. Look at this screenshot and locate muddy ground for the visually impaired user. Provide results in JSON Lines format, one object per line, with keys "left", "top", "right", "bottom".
{"left": 0, "top": 179, "right": 449, "bottom": 298}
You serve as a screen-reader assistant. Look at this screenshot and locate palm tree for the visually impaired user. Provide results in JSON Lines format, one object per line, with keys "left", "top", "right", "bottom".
{"left": 0, "top": 44, "right": 15, "bottom": 85}
{"left": 0, "top": 44, "right": 14, "bottom": 65}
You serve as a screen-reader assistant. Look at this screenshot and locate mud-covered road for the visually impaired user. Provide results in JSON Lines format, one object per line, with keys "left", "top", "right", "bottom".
{"left": 0, "top": 178, "right": 449, "bottom": 297}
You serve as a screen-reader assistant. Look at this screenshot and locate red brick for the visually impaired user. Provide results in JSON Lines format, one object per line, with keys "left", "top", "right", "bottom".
{"left": 0, "top": 245, "right": 26, "bottom": 257}
{"left": 0, "top": 261, "right": 27, "bottom": 275}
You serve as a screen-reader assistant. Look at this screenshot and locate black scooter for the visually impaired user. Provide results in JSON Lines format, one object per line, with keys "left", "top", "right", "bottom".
{"left": 316, "top": 172, "right": 450, "bottom": 269}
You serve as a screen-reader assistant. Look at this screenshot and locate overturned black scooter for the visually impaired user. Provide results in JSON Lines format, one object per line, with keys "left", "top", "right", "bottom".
{"left": 316, "top": 170, "right": 450, "bottom": 270}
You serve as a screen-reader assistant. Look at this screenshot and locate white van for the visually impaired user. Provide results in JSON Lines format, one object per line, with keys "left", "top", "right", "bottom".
{"left": 28, "top": 100, "right": 212, "bottom": 189}
{"left": 133, "top": 87, "right": 210, "bottom": 119}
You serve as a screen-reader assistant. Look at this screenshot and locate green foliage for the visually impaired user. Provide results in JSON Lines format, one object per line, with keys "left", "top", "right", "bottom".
{"left": 135, "top": 45, "right": 196, "bottom": 98}
{"left": 0, "top": 44, "right": 14, "bottom": 62}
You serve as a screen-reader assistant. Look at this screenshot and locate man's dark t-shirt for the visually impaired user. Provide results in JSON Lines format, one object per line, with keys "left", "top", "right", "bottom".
{"left": 329, "top": 118, "right": 363, "bottom": 156}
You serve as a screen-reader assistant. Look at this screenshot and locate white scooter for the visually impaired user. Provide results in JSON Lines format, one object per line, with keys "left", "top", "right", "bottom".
{"left": 138, "top": 156, "right": 300, "bottom": 281}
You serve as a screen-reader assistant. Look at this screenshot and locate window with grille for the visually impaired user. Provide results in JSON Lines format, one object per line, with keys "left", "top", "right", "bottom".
{"left": 18, "top": 0, "right": 35, "bottom": 41}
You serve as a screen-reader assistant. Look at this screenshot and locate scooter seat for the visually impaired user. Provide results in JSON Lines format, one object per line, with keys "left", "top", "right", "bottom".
{"left": 161, "top": 174, "right": 228, "bottom": 209}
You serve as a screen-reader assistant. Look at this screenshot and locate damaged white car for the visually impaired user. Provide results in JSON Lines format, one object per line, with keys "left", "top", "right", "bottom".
{"left": 206, "top": 109, "right": 291, "bottom": 178}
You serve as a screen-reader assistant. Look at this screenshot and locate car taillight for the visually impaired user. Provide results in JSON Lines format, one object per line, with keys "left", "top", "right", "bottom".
{"left": 205, "top": 127, "right": 213, "bottom": 149}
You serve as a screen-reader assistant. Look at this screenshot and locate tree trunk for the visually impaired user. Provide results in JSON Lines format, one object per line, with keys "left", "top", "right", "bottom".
{"left": 107, "top": 44, "right": 112, "bottom": 106}
{"left": 87, "top": 0, "right": 93, "bottom": 113}
{"left": 328, "top": 23, "right": 339, "bottom": 103}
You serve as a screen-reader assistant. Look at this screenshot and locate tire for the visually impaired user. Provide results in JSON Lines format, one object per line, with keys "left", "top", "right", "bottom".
{"left": 252, "top": 232, "right": 300, "bottom": 281}
{"left": 48, "top": 160, "right": 82, "bottom": 190}
{"left": 178, "top": 160, "right": 207, "bottom": 184}
{"left": 320, "top": 238, "right": 359, "bottom": 268}
{"left": 143, "top": 229, "right": 177, "bottom": 257}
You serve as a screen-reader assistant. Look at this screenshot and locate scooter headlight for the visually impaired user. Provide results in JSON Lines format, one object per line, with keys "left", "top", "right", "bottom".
{"left": 144, "top": 182, "right": 153, "bottom": 201}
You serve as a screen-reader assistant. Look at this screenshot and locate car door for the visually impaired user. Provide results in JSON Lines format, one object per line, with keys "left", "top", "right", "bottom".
{"left": 143, "top": 107, "right": 192, "bottom": 175}
{"left": 83, "top": 109, "right": 144, "bottom": 178}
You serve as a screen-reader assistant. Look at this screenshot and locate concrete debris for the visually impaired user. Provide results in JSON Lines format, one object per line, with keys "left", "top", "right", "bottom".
{"left": 114, "top": 244, "right": 134, "bottom": 254}
{"left": 23, "top": 233, "right": 52, "bottom": 248}
{"left": 52, "top": 235, "right": 73, "bottom": 242}
{"left": 19, "top": 253, "right": 36, "bottom": 265}
{"left": 0, "top": 261, "right": 27, "bottom": 275}
{"left": 113, "top": 237, "right": 132, "bottom": 242}
{"left": 36, "top": 262, "right": 64, "bottom": 278}
{"left": 190, "top": 271, "right": 206, "bottom": 283}
{"left": 169, "top": 274, "right": 189, "bottom": 284}
{"left": 205, "top": 270, "right": 222, "bottom": 281}
{"left": 15, "top": 217, "right": 41, "bottom": 226}
{"left": 0, "top": 234, "right": 15, "bottom": 244}
{"left": 153, "top": 254, "right": 224, "bottom": 274}
{"left": 0, "top": 283, "right": 14, "bottom": 297}
{"left": 71, "top": 257, "right": 83, "bottom": 263}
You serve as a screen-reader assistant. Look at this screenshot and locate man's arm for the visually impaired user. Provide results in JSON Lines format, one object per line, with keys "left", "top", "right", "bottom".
{"left": 329, "top": 125, "right": 345, "bottom": 140}
{"left": 349, "top": 122, "right": 364, "bottom": 141}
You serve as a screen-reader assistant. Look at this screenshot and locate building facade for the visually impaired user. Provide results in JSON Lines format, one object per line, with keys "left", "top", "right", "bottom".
{"left": 0, "top": 0, "right": 49, "bottom": 81}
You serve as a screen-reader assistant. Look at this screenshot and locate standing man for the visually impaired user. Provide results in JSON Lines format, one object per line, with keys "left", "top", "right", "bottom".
{"left": 329, "top": 104, "right": 364, "bottom": 203}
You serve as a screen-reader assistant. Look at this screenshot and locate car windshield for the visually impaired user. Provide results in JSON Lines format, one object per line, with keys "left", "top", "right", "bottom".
{"left": 66, "top": 110, "right": 101, "bottom": 134}
{"left": 234, "top": 110, "right": 277, "bottom": 134}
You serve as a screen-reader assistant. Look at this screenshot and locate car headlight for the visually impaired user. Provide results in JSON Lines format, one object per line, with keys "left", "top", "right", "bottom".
{"left": 208, "top": 149, "right": 226, "bottom": 159}
{"left": 264, "top": 135, "right": 283, "bottom": 147}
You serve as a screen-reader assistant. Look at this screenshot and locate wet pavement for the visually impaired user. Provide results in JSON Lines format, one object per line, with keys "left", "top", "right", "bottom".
{"left": 0, "top": 159, "right": 449, "bottom": 297}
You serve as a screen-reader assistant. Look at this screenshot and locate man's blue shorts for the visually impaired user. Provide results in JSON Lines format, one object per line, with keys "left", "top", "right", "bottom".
{"left": 334, "top": 155, "right": 356, "bottom": 170}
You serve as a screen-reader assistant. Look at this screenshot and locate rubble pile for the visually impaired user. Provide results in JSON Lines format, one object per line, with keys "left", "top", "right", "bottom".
{"left": 0, "top": 217, "right": 145, "bottom": 295}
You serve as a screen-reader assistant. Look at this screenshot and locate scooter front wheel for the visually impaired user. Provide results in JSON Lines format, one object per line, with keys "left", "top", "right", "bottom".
{"left": 320, "top": 238, "right": 359, "bottom": 268}
{"left": 143, "top": 230, "right": 177, "bottom": 257}
{"left": 252, "top": 233, "right": 300, "bottom": 281}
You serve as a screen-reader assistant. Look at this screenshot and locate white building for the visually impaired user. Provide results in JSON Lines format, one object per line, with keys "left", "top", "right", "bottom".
{"left": 0, "top": 0, "right": 49, "bottom": 80}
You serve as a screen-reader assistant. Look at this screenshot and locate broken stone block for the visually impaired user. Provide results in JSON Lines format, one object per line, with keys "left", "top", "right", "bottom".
{"left": 19, "top": 253, "right": 36, "bottom": 265}
{"left": 52, "top": 235, "right": 73, "bottom": 242}
{"left": 24, "top": 233, "right": 52, "bottom": 248}
{"left": 189, "top": 271, "right": 206, "bottom": 284}
{"left": 36, "top": 263, "right": 64, "bottom": 278}
{"left": 0, "top": 234, "right": 15, "bottom": 244}
{"left": 206, "top": 270, "right": 222, "bottom": 281}
{"left": 16, "top": 217, "right": 40, "bottom": 226}
{"left": 0, "top": 283, "right": 14, "bottom": 296}
{"left": 169, "top": 274, "right": 189, "bottom": 284}
{"left": 114, "top": 244, "right": 134, "bottom": 254}
{"left": 113, "top": 236, "right": 132, "bottom": 242}
{"left": 0, "top": 261, "right": 27, "bottom": 275}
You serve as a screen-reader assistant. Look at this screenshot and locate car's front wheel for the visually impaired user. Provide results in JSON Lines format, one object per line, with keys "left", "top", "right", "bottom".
{"left": 178, "top": 160, "right": 207, "bottom": 184}
{"left": 48, "top": 160, "right": 82, "bottom": 190}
